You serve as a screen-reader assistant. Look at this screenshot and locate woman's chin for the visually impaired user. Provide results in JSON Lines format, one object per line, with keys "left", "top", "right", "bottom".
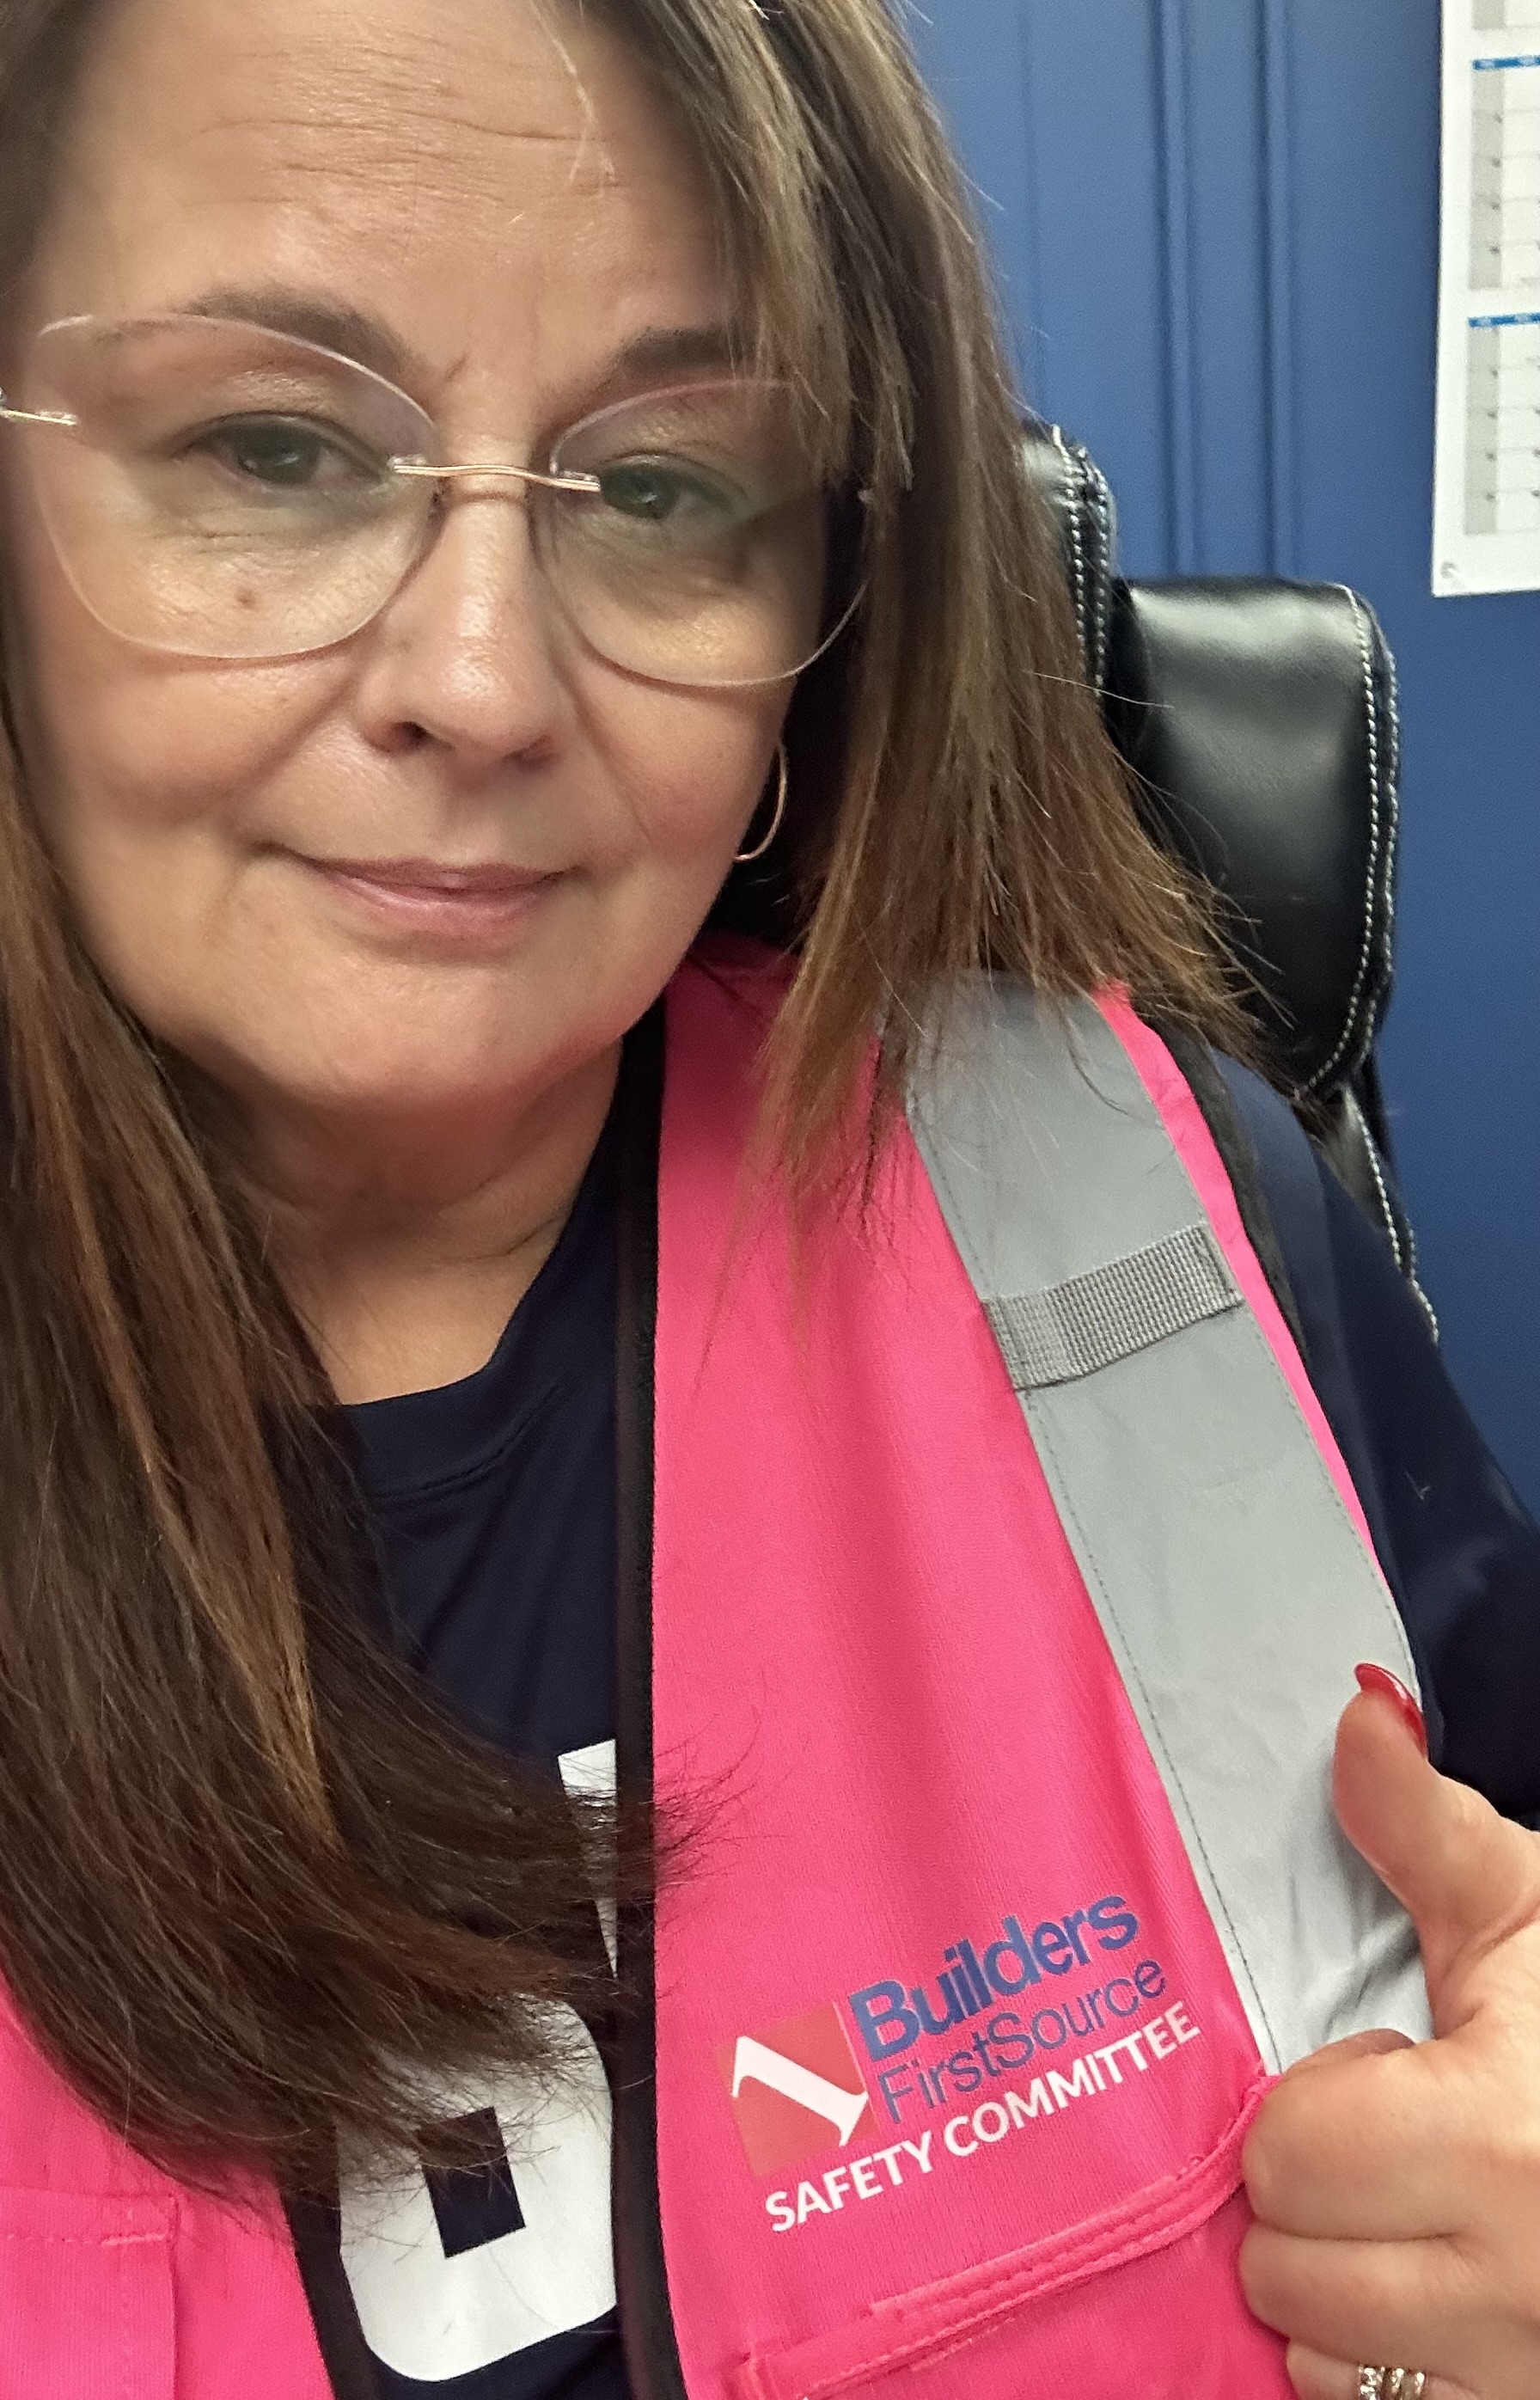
{"left": 175, "top": 1014, "right": 575, "bottom": 1134}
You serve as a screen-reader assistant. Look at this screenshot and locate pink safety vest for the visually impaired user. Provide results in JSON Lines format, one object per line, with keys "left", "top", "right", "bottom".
{"left": 0, "top": 938, "right": 1427, "bottom": 2399}
{"left": 632, "top": 940, "right": 1427, "bottom": 2400}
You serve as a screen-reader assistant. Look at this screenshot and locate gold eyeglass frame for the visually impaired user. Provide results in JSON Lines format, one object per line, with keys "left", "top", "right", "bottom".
{"left": 0, "top": 315, "right": 865, "bottom": 684}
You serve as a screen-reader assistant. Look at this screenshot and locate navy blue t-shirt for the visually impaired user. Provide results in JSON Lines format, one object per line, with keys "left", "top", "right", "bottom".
{"left": 325, "top": 1062, "right": 1540, "bottom": 2400}
{"left": 337, "top": 1119, "right": 625, "bottom": 2400}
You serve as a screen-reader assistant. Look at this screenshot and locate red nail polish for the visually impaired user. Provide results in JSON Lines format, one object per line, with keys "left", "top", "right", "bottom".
{"left": 1354, "top": 1662, "right": 1428, "bottom": 1755}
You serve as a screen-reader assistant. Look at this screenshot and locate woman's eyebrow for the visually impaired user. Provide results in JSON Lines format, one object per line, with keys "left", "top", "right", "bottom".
{"left": 174, "top": 291, "right": 742, "bottom": 399}
{"left": 180, "top": 286, "right": 430, "bottom": 386}
{"left": 600, "top": 325, "right": 741, "bottom": 386}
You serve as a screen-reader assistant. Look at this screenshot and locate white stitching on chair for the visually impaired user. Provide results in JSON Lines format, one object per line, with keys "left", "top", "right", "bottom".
{"left": 1050, "top": 425, "right": 1090, "bottom": 673}
{"left": 1303, "top": 590, "right": 1390, "bottom": 1094}
{"left": 1341, "top": 1086, "right": 1439, "bottom": 1338}
{"left": 1087, "top": 462, "right": 1113, "bottom": 690}
{"left": 1379, "top": 634, "right": 1403, "bottom": 997}
{"left": 1403, "top": 1221, "right": 1439, "bottom": 1342}
{"left": 1343, "top": 1084, "right": 1404, "bottom": 1271}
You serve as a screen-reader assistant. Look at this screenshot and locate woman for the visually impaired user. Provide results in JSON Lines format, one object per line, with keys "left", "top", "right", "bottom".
{"left": 0, "top": 0, "right": 1535, "bottom": 2393}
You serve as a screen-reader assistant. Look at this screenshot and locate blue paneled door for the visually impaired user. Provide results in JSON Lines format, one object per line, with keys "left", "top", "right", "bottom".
{"left": 909, "top": 0, "right": 1540, "bottom": 1505}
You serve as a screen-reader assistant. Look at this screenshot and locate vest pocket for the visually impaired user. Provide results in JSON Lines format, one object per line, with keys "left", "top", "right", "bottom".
{"left": 731, "top": 2082, "right": 1267, "bottom": 2400}
{"left": 0, "top": 2190, "right": 176, "bottom": 2398}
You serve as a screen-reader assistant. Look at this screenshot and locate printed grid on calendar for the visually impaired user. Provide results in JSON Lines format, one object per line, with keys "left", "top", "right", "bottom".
{"left": 1435, "top": 3, "right": 1540, "bottom": 591}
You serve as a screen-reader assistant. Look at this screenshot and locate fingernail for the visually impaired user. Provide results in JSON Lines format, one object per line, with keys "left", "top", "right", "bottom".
{"left": 1354, "top": 1662, "right": 1428, "bottom": 1755}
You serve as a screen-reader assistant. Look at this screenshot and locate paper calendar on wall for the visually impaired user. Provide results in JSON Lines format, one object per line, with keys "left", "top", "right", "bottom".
{"left": 1433, "top": 0, "right": 1540, "bottom": 593}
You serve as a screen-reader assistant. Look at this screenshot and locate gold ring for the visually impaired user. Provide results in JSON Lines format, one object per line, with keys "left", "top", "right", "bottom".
{"left": 1360, "top": 2374, "right": 1427, "bottom": 2400}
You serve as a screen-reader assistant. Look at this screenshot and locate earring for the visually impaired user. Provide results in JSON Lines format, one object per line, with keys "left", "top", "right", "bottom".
{"left": 734, "top": 742, "right": 789, "bottom": 866}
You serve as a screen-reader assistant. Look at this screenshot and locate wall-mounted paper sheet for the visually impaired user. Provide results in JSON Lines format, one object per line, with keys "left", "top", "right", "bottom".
{"left": 1433, "top": 0, "right": 1540, "bottom": 594}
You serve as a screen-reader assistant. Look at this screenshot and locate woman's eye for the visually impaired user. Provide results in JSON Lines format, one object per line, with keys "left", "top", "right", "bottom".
{"left": 193, "top": 417, "right": 370, "bottom": 491}
{"left": 597, "top": 458, "right": 739, "bottom": 525}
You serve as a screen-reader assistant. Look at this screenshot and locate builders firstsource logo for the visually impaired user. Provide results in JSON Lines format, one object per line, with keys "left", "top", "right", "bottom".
{"left": 714, "top": 1893, "right": 1209, "bottom": 2232}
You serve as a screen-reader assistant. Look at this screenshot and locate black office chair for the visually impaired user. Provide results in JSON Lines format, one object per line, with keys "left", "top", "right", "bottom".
{"left": 1022, "top": 421, "right": 1430, "bottom": 1319}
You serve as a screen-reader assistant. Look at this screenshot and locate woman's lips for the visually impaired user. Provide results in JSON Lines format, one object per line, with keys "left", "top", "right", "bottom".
{"left": 296, "top": 854, "right": 560, "bottom": 938}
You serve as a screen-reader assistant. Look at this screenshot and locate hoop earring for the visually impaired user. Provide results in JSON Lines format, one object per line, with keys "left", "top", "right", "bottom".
{"left": 734, "top": 743, "right": 788, "bottom": 866}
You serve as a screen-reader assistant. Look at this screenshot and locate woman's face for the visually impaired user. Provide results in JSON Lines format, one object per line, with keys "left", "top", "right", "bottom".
{"left": 1, "top": 0, "right": 790, "bottom": 1135}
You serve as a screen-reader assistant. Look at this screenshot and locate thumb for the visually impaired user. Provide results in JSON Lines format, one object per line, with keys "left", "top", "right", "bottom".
{"left": 1279, "top": 2025, "right": 1415, "bottom": 2082}
{"left": 1334, "top": 1676, "right": 1540, "bottom": 2020}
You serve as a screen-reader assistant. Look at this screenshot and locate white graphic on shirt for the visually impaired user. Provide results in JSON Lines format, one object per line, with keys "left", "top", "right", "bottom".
{"left": 729, "top": 2037, "right": 871, "bottom": 2145}
{"left": 339, "top": 1742, "right": 619, "bottom": 2382}
{"left": 558, "top": 1739, "right": 618, "bottom": 1972}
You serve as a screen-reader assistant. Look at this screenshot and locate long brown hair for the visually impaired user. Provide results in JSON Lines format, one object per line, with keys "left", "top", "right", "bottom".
{"left": 0, "top": 0, "right": 1239, "bottom": 2190}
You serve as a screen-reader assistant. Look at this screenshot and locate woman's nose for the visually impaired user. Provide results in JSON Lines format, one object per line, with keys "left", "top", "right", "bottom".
{"left": 351, "top": 490, "right": 572, "bottom": 766}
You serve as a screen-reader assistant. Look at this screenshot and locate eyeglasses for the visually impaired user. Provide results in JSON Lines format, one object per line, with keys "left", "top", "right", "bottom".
{"left": 0, "top": 314, "right": 853, "bottom": 686}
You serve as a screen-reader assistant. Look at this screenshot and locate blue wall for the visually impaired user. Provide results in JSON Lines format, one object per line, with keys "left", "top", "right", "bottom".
{"left": 910, "top": 0, "right": 1540, "bottom": 1507}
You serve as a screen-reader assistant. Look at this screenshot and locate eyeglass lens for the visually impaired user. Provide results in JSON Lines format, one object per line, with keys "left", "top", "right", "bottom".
{"left": 8, "top": 315, "right": 838, "bottom": 684}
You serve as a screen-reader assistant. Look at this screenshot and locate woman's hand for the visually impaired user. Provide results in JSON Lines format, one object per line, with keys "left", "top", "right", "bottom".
{"left": 1239, "top": 1681, "right": 1540, "bottom": 2400}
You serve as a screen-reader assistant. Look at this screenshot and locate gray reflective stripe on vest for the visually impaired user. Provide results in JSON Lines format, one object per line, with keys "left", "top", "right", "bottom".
{"left": 908, "top": 985, "right": 1431, "bottom": 2072}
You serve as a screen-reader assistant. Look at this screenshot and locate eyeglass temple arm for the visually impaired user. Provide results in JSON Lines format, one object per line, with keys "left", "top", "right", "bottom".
{"left": 388, "top": 456, "right": 602, "bottom": 495}
{"left": 0, "top": 398, "right": 78, "bottom": 427}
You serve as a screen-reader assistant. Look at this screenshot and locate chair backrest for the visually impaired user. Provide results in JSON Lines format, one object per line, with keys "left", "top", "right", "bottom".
{"left": 1022, "top": 422, "right": 1428, "bottom": 1316}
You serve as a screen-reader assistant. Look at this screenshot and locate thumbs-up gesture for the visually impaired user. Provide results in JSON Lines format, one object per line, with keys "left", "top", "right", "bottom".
{"left": 1240, "top": 1673, "right": 1540, "bottom": 2399}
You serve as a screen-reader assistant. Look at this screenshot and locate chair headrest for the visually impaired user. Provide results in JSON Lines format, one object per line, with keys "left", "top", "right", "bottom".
{"left": 1022, "top": 420, "right": 1400, "bottom": 1098}
{"left": 1103, "top": 579, "right": 1399, "bottom": 1098}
